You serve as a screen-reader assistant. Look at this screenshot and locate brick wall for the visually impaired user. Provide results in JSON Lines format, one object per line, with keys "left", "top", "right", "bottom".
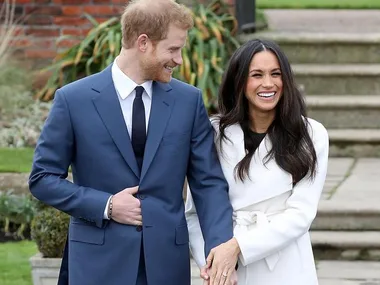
{"left": 3, "top": 0, "right": 127, "bottom": 68}
{"left": 2, "top": 0, "right": 235, "bottom": 68}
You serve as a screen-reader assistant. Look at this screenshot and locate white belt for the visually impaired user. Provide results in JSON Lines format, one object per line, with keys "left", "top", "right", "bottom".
{"left": 233, "top": 210, "right": 282, "bottom": 271}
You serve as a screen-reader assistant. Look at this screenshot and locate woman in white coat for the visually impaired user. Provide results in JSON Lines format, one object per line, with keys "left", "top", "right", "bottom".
{"left": 185, "top": 39, "right": 329, "bottom": 285}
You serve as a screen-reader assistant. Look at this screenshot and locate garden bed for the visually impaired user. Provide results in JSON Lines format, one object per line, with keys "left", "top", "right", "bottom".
{"left": 0, "top": 223, "right": 31, "bottom": 243}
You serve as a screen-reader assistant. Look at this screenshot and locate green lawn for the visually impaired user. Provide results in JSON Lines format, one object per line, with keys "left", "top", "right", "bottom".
{"left": 257, "top": 0, "right": 380, "bottom": 9}
{"left": 0, "top": 148, "right": 34, "bottom": 173}
{"left": 0, "top": 241, "right": 37, "bottom": 285}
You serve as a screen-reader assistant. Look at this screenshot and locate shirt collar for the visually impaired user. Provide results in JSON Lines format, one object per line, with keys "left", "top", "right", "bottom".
{"left": 111, "top": 58, "right": 153, "bottom": 100}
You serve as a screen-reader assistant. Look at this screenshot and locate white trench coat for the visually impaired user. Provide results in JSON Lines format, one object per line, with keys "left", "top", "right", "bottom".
{"left": 185, "top": 118, "right": 329, "bottom": 285}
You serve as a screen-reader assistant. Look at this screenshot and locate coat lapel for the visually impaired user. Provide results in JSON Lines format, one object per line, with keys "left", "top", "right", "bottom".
{"left": 221, "top": 124, "right": 293, "bottom": 206}
{"left": 91, "top": 65, "right": 140, "bottom": 178}
{"left": 140, "top": 81, "right": 174, "bottom": 181}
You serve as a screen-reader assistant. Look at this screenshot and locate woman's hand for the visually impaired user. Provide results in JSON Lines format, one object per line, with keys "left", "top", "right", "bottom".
{"left": 205, "top": 237, "right": 241, "bottom": 285}
{"left": 200, "top": 265, "right": 238, "bottom": 285}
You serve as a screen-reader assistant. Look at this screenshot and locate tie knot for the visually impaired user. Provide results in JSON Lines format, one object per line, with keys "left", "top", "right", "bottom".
{"left": 135, "top": 86, "right": 144, "bottom": 98}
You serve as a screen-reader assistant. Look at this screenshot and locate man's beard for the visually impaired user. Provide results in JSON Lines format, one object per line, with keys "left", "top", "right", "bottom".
{"left": 141, "top": 55, "right": 172, "bottom": 83}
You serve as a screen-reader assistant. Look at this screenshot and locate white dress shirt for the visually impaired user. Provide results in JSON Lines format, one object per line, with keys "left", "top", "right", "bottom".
{"left": 103, "top": 59, "right": 153, "bottom": 219}
{"left": 112, "top": 57, "right": 153, "bottom": 135}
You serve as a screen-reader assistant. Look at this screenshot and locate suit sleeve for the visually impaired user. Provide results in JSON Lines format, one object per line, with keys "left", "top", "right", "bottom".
{"left": 234, "top": 122, "right": 329, "bottom": 266}
{"left": 29, "top": 89, "right": 110, "bottom": 228}
{"left": 186, "top": 91, "right": 234, "bottom": 258}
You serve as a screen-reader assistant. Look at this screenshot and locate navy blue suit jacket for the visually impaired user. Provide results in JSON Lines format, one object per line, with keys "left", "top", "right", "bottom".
{"left": 29, "top": 65, "right": 233, "bottom": 285}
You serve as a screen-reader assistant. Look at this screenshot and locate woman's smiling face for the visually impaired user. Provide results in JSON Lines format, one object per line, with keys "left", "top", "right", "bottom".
{"left": 245, "top": 50, "right": 283, "bottom": 115}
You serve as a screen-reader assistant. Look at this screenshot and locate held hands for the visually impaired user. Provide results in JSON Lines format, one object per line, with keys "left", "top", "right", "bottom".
{"left": 110, "top": 186, "right": 142, "bottom": 226}
{"left": 200, "top": 238, "right": 240, "bottom": 285}
{"left": 200, "top": 266, "right": 238, "bottom": 285}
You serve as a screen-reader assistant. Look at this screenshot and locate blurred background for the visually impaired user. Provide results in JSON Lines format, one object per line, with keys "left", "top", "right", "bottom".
{"left": 0, "top": 0, "right": 379, "bottom": 284}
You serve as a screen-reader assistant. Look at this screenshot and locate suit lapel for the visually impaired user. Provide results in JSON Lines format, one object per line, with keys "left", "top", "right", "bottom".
{"left": 91, "top": 66, "right": 140, "bottom": 178}
{"left": 140, "top": 81, "right": 174, "bottom": 181}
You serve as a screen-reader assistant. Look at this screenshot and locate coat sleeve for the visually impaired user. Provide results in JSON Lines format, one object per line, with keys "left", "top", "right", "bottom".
{"left": 29, "top": 89, "right": 110, "bottom": 228}
{"left": 185, "top": 188, "right": 207, "bottom": 269}
{"left": 234, "top": 121, "right": 329, "bottom": 266}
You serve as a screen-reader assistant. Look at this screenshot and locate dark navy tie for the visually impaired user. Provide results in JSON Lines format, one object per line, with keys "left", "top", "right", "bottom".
{"left": 132, "top": 86, "right": 146, "bottom": 171}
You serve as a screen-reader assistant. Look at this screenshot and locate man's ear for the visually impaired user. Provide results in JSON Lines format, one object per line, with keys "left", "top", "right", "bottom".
{"left": 137, "top": 34, "right": 149, "bottom": 52}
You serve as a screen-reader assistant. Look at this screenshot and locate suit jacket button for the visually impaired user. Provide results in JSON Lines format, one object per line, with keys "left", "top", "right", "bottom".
{"left": 136, "top": 225, "right": 143, "bottom": 232}
{"left": 138, "top": 194, "right": 146, "bottom": 200}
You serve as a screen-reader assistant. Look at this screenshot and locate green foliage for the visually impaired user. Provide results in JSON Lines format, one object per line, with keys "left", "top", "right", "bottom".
{"left": 31, "top": 206, "right": 69, "bottom": 258}
{"left": 0, "top": 100, "right": 51, "bottom": 148}
{"left": 35, "top": 14, "right": 121, "bottom": 101}
{"left": 0, "top": 191, "right": 37, "bottom": 239}
{"left": 36, "top": 0, "right": 240, "bottom": 112}
{"left": 0, "top": 62, "right": 33, "bottom": 120}
{"left": 173, "top": 0, "right": 240, "bottom": 112}
{"left": 0, "top": 62, "right": 50, "bottom": 148}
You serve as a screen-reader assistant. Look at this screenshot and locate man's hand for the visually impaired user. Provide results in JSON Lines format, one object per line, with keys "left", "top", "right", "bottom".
{"left": 200, "top": 265, "right": 210, "bottom": 285}
{"left": 229, "top": 270, "right": 238, "bottom": 285}
{"left": 110, "top": 186, "right": 142, "bottom": 225}
{"left": 206, "top": 238, "right": 240, "bottom": 285}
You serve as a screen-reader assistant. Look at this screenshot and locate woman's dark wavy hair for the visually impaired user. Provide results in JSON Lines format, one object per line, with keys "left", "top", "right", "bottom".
{"left": 217, "top": 39, "right": 317, "bottom": 185}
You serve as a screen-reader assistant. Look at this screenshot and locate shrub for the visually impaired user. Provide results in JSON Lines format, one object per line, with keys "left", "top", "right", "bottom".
{"left": 0, "top": 190, "right": 37, "bottom": 239}
{"left": 31, "top": 206, "right": 70, "bottom": 258}
{"left": 0, "top": 100, "right": 51, "bottom": 148}
{"left": 0, "top": 2, "right": 46, "bottom": 148}
{"left": 0, "top": 62, "right": 51, "bottom": 148}
{"left": 0, "top": 64, "right": 33, "bottom": 118}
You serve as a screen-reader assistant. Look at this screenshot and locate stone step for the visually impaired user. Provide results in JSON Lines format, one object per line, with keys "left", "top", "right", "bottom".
{"left": 293, "top": 64, "right": 380, "bottom": 95}
{"left": 311, "top": 231, "right": 380, "bottom": 261}
{"left": 327, "top": 129, "right": 380, "bottom": 157}
{"left": 239, "top": 32, "right": 380, "bottom": 64}
{"left": 317, "top": 260, "right": 380, "bottom": 284}
{"left": 306, "top": 95, "right": 380, "bottom": 129}
{"left": 312, "top": 200, "right": 380, "bottom": 231}
{"left": 192, "top": 260, "right": 380, "bottom": 284}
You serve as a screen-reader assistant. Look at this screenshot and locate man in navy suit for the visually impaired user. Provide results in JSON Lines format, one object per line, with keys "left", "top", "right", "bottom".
{"left": 29, "top": 1, "right": 234, "bottom": 284}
